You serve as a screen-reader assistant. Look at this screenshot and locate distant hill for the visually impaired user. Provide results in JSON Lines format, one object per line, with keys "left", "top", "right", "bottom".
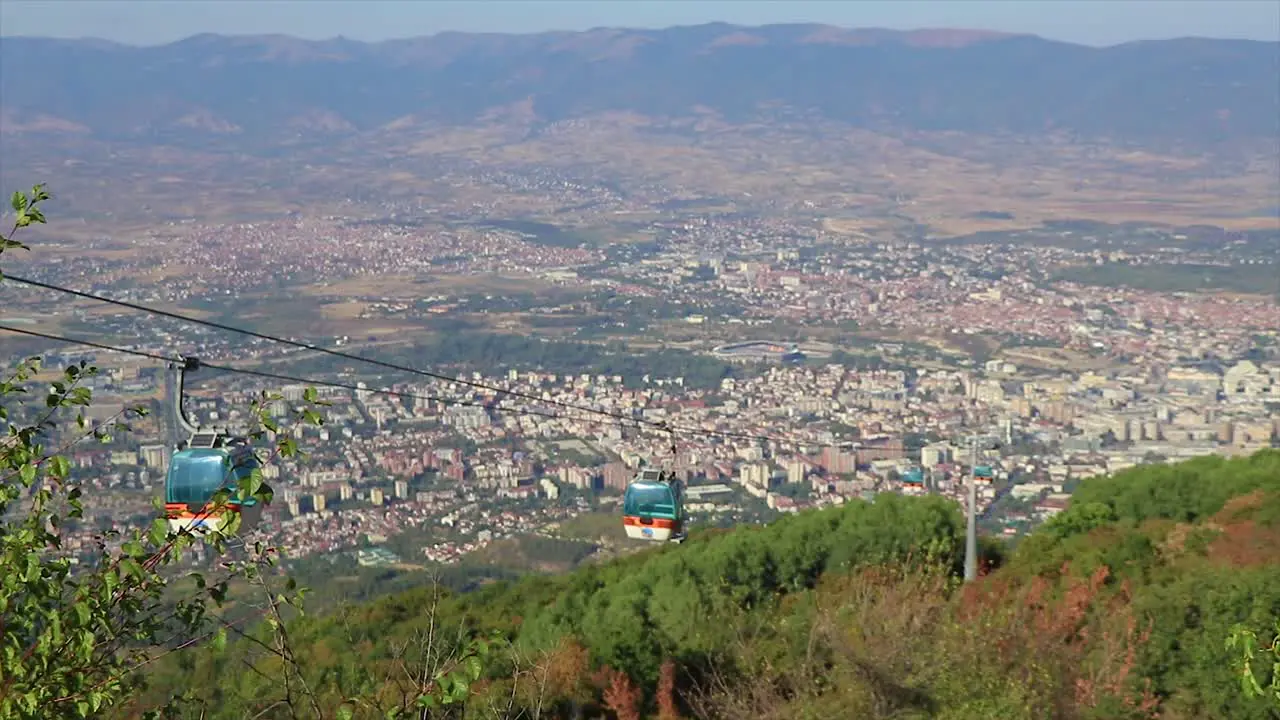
{"left": 1, "top": 24, "right": 1277, "bottom": 151}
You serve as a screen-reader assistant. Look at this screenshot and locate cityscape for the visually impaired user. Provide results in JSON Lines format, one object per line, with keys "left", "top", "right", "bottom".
{"left": 5, "top": 206, "right": 1276, "bottom": 573}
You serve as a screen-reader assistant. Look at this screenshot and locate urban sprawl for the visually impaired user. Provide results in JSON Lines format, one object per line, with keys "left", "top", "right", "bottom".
{"left": 4, "top": 206, "right": 1277, "bottom": 570}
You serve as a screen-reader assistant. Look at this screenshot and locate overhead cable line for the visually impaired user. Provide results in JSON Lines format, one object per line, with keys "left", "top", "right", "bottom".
{"left": 0, "top": 325, "right": 178, "bottom": 365}
{"left": 5, "top": 274, "right": 767, "bottom": 442}
{"left": 0, "top": 324, "right": 622, "bottom": 428}
{"left": 3, "top": 324, "right": 902, "bottom": 452}
{"left": 7, "top": 275, "right": 919, "bottom": 449}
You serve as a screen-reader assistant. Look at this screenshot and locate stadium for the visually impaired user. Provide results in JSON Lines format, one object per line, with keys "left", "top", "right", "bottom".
{"left": 711, "top": 341, "right": 811, "bottom": 363}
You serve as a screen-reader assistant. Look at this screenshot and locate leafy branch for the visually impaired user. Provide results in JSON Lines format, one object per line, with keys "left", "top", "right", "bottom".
{"left": 0, "top": 183, "right": 329, "bottom": 720}
{"left": 1226, "top": 618, "right": 1280, "bottom": 708}
{"left": 0, "top": 183, "right": 49, "bottom": 278}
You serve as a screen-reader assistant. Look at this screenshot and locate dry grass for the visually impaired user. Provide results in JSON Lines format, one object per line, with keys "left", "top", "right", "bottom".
{"left": 1207, "top": 520, "right": 1280, "bottom": 568}
{"left": 301, "top": 273, "right": 553, "bottom": 300}
{"left": 7, "top": 115, "right": 1276, "bottom": 240}
{"left": 1000, "top": 346, "right": 1111, "bottom": 371}
{"left": 318, "top": 301, "right": 368, "bottom": 320}
{"left": 690, "top": 562, "right": 1160, "bottom": 720}
{"left": 1201, "top": 490, "right": 1280, "bottom": 568}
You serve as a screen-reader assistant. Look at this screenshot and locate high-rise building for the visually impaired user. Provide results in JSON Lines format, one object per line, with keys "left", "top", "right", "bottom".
{"left": 820, "top": 446, "right": 856, "bottom": 474}
{"left": 139, "top": 444, "right": 169, "bottom": 469}
{"left": 786, "top": 460, "right": 806, "bottom": 484}
{"left": 539, "top": 478, "right": 560, "bottom": 499}
{"left": 603, "top": 462, "right": 631, "bottom": 490}
{"left": 921, "top": 444, "right": 952, "bottom": 469}
{"left": 738, "top": 463, "right": 770, "bottom": 488}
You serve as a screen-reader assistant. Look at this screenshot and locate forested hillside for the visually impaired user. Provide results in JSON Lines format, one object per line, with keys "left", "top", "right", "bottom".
{"left": 127, "top": 450, "right": 1280, "bottom": 720}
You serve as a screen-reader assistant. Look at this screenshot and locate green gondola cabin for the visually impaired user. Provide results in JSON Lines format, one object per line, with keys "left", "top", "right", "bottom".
{"left": 162, "top": 357, "right": 272, "bottom": 536}
{"left": 622, "top": 468, "right": 687, "bottom": 543}
{"left": 164, "top": 436, "right": 265, "bottom": 535}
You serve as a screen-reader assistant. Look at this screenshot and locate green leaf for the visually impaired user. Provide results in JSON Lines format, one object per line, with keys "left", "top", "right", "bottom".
{"left": 221, "top": 512, "right": 242, "bottom": 537}
{"left": 337, "top": 707, "right": 354, "bottom": 720}
{"left": 73, "top": 602, "right": 90, "bottom": 626}
{"left": 212, "top": 627, "right": 227, "bottom": 652}
{"left": 245, "top": 469, "right": 264, "bottom": 496}
{"left": 121, "top": 557, "right": 144, "bottom": 581}
{"left": 48, "top": 455, "right": 70, "bottom": 479}
{"left": 10, "top": 190, "right": 27, "bottom": 212}
{"left": 150, "top": 517, "right": 170, "bottom": 546}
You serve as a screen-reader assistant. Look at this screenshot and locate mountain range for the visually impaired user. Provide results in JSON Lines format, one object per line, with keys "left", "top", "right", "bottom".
{"left": 2, "top": 23, "right": 1277, "bottom": 152}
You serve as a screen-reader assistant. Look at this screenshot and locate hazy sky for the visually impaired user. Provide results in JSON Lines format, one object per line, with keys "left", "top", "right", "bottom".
{"left": 1, "top": 0, "right": 1277, "bottom": 47}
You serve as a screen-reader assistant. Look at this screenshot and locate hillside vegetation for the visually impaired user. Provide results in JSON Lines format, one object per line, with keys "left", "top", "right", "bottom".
{"left": 128, "top": 450, "right": 1280, "bottom": 720}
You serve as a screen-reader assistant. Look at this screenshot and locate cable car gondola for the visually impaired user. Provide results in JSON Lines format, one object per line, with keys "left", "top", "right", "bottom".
{"left": 902, "top": 467, "right": 925, "bottom": 488}
{"left": 163, "top": 357, "right": 269, "bottom": 536}
{"left": 622, "top": 467, "right": 686, "bottom": 544}
{"left": 973, "top": 465, "right": 995, "bottom": 484}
